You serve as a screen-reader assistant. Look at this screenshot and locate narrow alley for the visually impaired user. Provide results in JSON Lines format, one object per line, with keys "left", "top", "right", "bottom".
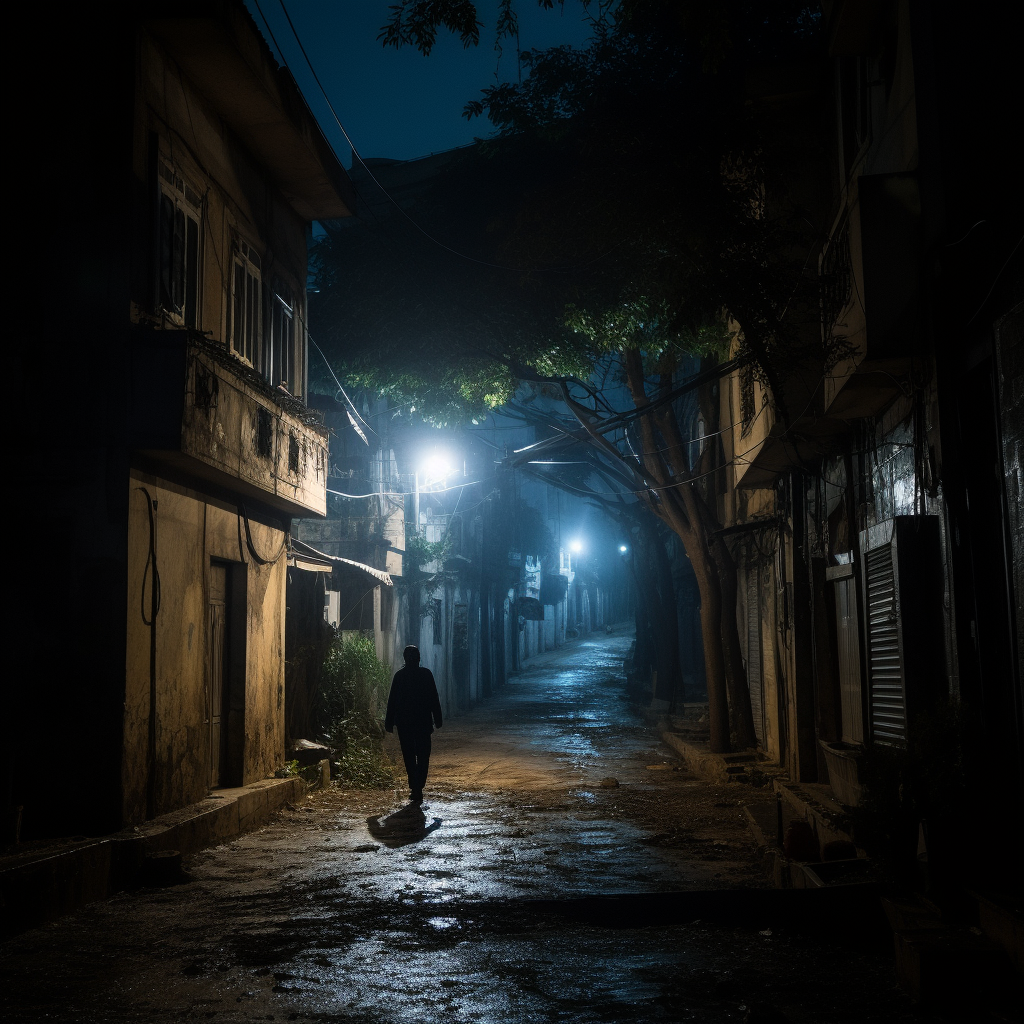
{"left": 2, "top": 634, "right": 929, "bottom": 1023}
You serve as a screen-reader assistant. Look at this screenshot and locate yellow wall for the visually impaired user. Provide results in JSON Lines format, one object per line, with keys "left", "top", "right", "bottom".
{"left": 133, "top": 32, "right": 310, "bottom": 394}
{"left": 124, "top": 469, "right": 287, "bottom": 822}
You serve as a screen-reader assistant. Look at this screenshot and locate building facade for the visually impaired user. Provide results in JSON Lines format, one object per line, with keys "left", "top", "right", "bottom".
{"left": 720, "top": 0, "right": 1021, "bottom": 896}
{"left": 9, "top": 1, "right": 352, "bottom": 839}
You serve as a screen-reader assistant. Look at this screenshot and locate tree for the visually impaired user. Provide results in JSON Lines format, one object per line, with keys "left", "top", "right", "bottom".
{"left": 311, "top": 0, "right": 826, "bottom": 750}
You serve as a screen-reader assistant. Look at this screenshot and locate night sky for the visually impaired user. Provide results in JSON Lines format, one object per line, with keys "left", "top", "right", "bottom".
{"left": 246, "top": 0, "right": 595, "bottom": 164}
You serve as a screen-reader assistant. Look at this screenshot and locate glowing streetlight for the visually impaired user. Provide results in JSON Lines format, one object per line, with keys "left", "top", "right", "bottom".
{"left": 421, "top": 452, "right": 455, "bottom": 487}
{"left": 619, "top": 544, "right": 628, "bottom": 553}
{"left": 414, "top": 451, "right": 456, "bottom": 535}
{"left": 569, "top": 538, "right": 583, "bottom": 554}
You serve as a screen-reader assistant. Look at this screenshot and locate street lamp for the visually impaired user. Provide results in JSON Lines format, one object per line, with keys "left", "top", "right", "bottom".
{"left": 414, "top": 451, "right": 455, "bottom": 535}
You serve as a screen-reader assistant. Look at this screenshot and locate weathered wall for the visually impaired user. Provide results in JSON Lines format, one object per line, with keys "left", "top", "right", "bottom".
{"left": 125, "top": 469, "right": 287, "bottom": 822}
{"left": 135, "top": 32, "right": 309, "bottom": 386}
{"left": 760, "top": 560, "right": 782, "bottom": 764}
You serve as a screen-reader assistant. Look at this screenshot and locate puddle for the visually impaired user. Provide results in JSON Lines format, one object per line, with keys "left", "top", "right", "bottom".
{"left": 426, "top": 916, "right": 459, "bottom": 930}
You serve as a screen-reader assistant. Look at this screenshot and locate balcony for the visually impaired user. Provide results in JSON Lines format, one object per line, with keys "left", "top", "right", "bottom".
{"left": 821, "top": 172, "right": 921, "bottom": 420}
{"left": 130, "top": 328, "right": 328, "bottom": 517}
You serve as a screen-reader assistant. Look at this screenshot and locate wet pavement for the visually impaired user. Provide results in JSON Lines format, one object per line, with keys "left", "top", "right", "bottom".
{"left": 1, "top": 632, "right": 933, "bottom": 1022}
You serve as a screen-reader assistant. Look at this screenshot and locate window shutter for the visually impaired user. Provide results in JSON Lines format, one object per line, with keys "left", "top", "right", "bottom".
{"left": 864, "top": 544, "right": 905, "bottom": 744}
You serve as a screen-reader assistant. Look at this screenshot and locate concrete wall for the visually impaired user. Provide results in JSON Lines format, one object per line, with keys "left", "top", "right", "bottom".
{"left": 125, "top": 469, "right": 287, "bottom": 822}
{"left": 133, "top": 31, "right": 310, "bottom": 394}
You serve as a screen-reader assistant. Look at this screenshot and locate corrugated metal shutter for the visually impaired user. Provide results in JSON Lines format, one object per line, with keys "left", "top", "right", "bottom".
{"left": 865, "top": 544, "right": 906, "bottom": 744}
{"left": 747, "top": 568, "right": 765, "bottom": 745}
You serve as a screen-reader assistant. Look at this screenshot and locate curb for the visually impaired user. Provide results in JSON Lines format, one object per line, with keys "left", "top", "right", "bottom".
{"left": 0, "top": 777, "right": 304, "bottom": 939}
{"left": 660, "top": 731, "right": 763, "bottom": 784}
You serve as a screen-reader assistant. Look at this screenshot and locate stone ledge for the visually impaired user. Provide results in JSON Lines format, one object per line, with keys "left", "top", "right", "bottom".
{"left": 0, "top": 777, "right": 304, "bottom": 939}
{"left": 661, "top": 732, "right": 771, "bottom": 785}
{"left": 774, "top": 779, "right": 856, "bottom": 850}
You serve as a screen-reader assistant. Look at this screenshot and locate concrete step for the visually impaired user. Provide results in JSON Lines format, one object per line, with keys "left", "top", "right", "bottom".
{"left": 0, "top": 776, "right": 305, "bottom": 939}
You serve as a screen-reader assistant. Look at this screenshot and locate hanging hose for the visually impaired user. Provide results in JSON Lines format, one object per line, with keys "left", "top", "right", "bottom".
{"left": 238, "top": 504, "right": 288, "bottom": 566}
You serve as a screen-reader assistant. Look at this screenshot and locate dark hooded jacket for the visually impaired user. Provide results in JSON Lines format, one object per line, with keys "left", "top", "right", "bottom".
{"left": 384, "top": 665, "right": 443, "bottom": 735}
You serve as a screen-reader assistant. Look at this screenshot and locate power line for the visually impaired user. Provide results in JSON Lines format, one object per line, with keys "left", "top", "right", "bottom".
{"left": 328, "top": 478, "right": 491, "bottom": 500}
{"left": 305, "top": 331, "right": 379, "bottom": 442}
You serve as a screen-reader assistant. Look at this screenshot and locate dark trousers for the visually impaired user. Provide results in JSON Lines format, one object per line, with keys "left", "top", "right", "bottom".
{"left": 397, "top": 729, "right": 431, "bottom": 795}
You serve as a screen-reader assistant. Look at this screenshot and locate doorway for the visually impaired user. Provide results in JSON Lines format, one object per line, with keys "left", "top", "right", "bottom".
{"left": 208, "top": 561, "right": 245, "bottom": 788}
{"left": 833, "top": 573, "right": 864, "bottom": 744}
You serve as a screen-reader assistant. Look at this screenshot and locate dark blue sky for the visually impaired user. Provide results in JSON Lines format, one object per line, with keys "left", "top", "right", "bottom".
{"left": 246, "top": 1, "right": 595, "bottom": 165}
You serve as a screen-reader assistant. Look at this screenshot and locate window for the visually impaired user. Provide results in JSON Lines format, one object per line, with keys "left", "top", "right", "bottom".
{"left": 158, "top": 161, "right": 202, "bottom": 328}
{"left": 268, "top": 281, "right": 296, "bottom": 392}
{"left": 230, "top": 240, "right": 261, "bottom": 366}
{"left": 255, "top": 407, "right": 273, "bottom": 459}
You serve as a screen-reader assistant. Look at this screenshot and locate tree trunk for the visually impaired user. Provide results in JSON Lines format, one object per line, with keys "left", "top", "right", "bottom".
{"left": 689, "top": 551, "right": 731, "bottom": 752}
{"left": 712, "top": 536, "right": 758, "bottom": 750}
{"left": 639, "top": 517, "right": 683, "bottom": 706}
{"left": 629, "top": 565, "right": 658, "bottom": 693}
{"left": 621, "top": 349, "right": 733, "bottom": 751}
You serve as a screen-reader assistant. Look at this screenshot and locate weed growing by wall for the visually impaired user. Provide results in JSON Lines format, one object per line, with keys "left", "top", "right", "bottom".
{"left": 319, "top": 634, "right": 395, "bottom": 788}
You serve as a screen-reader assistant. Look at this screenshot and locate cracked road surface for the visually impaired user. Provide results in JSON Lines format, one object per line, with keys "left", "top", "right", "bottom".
{"left": 1, "top": 633, "right": 928, "bottom": 1022}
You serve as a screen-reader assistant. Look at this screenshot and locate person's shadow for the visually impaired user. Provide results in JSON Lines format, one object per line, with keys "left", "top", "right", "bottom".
{"left": 367, "top": 804, "right": 442, "bottom": 848}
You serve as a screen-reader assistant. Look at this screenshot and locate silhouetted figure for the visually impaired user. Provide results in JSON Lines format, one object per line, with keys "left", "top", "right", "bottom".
{"left": 385, "top": 646, "right": 442, "bottom": 803}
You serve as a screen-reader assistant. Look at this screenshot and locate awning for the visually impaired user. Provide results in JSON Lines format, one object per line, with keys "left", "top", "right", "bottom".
{"left": 289, "top": 538, "right": 393, "bottom": 586}
{"left": 288, "top": 554, "right": 333, "bottom": 573}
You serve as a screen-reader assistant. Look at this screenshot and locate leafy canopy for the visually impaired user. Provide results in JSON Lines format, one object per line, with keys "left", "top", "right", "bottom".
{"left": 309, "top": 1, "right": 823, "bottom": 423}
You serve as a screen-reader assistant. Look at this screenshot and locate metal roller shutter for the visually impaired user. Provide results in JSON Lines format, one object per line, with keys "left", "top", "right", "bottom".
{"left": 864, "top": 545, "right": 906, "bottom": 744}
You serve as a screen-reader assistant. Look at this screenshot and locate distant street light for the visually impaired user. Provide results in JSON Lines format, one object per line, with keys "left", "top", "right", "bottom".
{"left": 619, "top": 544, "right": 628, "bottom": 553}
{"left": 569, "top": 539, "right": 583, "bottom": 553}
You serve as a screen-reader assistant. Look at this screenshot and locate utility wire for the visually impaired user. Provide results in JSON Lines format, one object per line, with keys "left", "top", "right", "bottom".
{"left": 329, "top": 478, "right": 491, "bottom": 499}
{"left": 306, "top": 331, "right": 378, "bottom": 442}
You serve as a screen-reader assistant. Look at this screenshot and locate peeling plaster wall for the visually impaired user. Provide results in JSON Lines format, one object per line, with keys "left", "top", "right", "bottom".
{"left": 125, "top": 470, "right": 287, "bottom": 822}
{"left": 760, "top": 563, "right": 781, "bottom": 763}
{"left": 135, "top": 32, "right": 310, "bottom": 393}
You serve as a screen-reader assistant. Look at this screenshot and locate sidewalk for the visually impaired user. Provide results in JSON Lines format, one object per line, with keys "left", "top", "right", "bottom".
{"left": 1, "top": 776, "right": 304, "bottom": 938}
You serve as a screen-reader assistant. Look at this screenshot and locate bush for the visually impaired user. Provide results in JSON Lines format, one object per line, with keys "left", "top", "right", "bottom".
{"left": 319, "top": 633, "right": 395, "bottom": 788}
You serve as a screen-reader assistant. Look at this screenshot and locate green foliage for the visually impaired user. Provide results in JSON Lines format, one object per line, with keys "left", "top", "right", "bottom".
{"left": 319, "top": 634, "right": 395, "bottom": 788}
{"left": 311, "top": 1, "right": 825, "bottom": 427}
{"left": 379, "top": 0, "right": 485, "bottom": 55}
{"left": 564, "top": 300, "right": 732, "bottom": 367}
{"left": 332, "top": 748, "right": 397, "bottom": 790}
{"left": 404, "top": 531, "right": 452, "bottom": 573}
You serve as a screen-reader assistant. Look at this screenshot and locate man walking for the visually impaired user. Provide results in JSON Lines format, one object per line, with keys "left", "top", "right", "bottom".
{"left": 384, "top": 646, "right": 443, "bottom": 804}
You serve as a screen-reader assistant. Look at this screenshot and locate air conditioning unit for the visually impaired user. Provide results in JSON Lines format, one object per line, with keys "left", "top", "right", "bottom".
{"left": 860, "top": 516, "right": 945, "bottom": 746}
